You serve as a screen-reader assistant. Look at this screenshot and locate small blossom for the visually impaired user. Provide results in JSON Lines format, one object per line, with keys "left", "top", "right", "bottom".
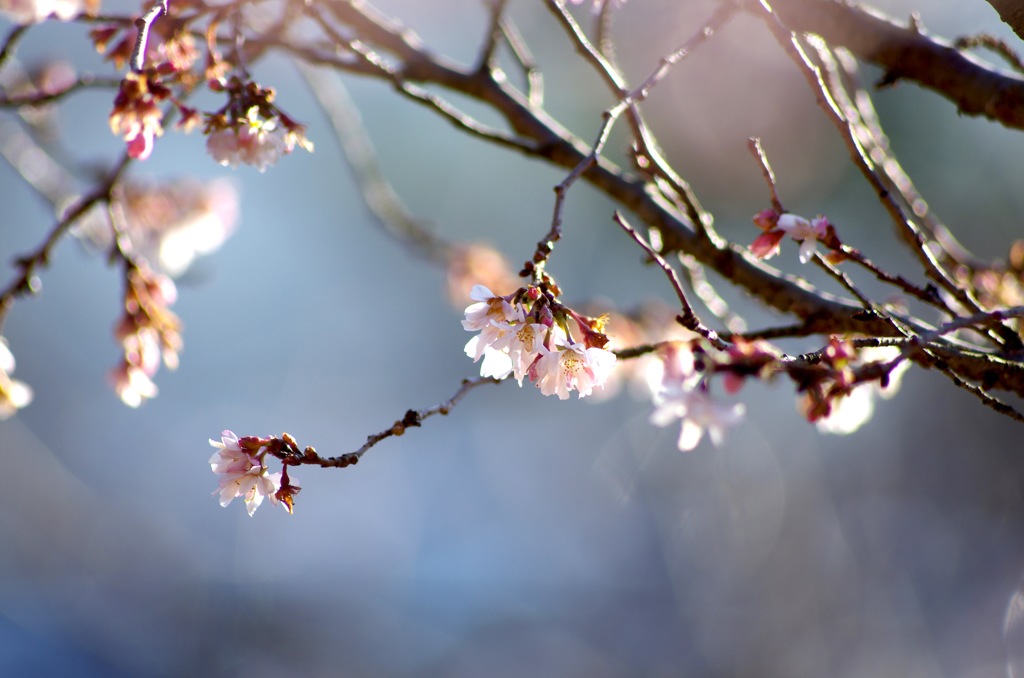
{"left": 0, "top": 338, "right": 32, "bottom": 419}
{"left": 777, "top": 213, "right": 829, "bottom": 264}
{"left": 533, "top": 333, "right": 617, "bottom": 400}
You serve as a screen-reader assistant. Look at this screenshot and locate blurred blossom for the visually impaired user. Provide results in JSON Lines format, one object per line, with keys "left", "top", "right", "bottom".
{"left": 75, "top": 178, "right": 239, "bottom": 277}
{"left": 445, "top": 243, "right": 518, "bottom": 306}
{"left": 807, "top": 345, "right": 910, "bottom": 436}
{"left": 0, "top": 338, "right": 32, "bottom": 419}
{"left": 651, "top": 384, "right": 744, "bottom": 452}
{"left": 0, "top": 0, "right": 81, "bottom": 24}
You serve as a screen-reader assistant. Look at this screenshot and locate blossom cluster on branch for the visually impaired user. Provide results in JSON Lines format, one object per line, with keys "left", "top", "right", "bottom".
{"left": 2, "top": 0, "right": 1024, "bottom": 516}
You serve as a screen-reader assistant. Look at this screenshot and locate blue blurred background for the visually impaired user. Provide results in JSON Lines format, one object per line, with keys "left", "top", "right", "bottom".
{"left": 3, "top": 0, "right": 1024, "bottom": 675}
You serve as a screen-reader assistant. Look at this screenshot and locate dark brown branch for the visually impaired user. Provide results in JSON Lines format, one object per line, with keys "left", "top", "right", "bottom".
{"left": 984, "top": 0, "right": 1024, "bottom": 44}
{"left": 270, "top": 377, "right": 503, "bottom": 468}
{"left": 767, "top": 0, "right": 1024, "bottom": 131}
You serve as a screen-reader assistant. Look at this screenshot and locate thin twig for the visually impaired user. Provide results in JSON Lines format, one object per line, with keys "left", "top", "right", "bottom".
{"left": 747, "top": 137, "right": 784, "bottom": 214}
{"left": 0, "top": 24, "right": 28, "bottom": 73}
{"left": 0, "top": 155, "right": 132, "bottom": 333}
{"left": 614, "top": 211, "right": 728, "bottom": 350}
{"left": 271, "top": 377, "right": 503, "bottom": 468}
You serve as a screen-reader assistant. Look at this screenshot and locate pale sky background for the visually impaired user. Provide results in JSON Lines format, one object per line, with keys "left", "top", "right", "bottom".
{"left": 2, "top": 1, "right": 1024, "bottom": 676}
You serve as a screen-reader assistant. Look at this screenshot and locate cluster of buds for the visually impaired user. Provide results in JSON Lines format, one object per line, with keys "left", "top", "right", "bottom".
{"left": 109, "top": 263, "right": 181, "bottom": 407}
{"left": 0, "top": 338, "right": 33, "bottom": 419}
{"left": 209, "top": 431, "right": 301, "bottom": 516}
{"left": 108, "top": 70, "right": 172, "bottom": 160}
{"left": 750, "top": 209, "right": 841, "bottom": 263}
{"left": 204, "top": 78, "right": 313, "bottom": 172}
{"left": 462, "top": 284, "right": 617, "bottom": 399}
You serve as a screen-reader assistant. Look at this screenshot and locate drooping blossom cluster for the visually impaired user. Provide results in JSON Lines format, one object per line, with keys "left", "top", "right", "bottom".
{"left": 109, "top": 263, "right": 181, "bottom": 407}
{"left": 75, "top": 177, "right": 239, "bottom": 277}
{"left": 108, "top": 70, "right": 170, "bottom": 160}
{"left": 0, "top": 338, "right": 33, "bottom": 419}
{"left": 462, "top": 284, "right": 617, "bottom": 399}
{"left": 209, "top": 431, "right": 300, "bottom": 516}
{"left": 750, "top": 209, "right": 840, "bottom": 263}
{"left": 204, "top": 78, "right": 313, "bottom": 172}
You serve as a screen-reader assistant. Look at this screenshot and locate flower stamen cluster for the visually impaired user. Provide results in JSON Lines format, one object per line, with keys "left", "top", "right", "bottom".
{"left": 463, "top": 284, "right": 617, "bottom": 399}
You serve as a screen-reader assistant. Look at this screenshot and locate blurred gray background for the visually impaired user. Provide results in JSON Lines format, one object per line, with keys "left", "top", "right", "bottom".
{"left": 3, "top": 0, "right": 1024, "bottom": 676}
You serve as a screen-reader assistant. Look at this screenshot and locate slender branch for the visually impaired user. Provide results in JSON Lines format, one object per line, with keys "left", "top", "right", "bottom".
{"left": 0, "top": 24, "right": 28, "bottom": 73}
{"left": 614, "top": 211, "right": 728, "bottom": 350}
{"left": 748, "top": 137, "right": 784, "bottom": 214}
{"left": 0, "top": 74, "right": 122, "bottom": 108}
{"left": 0, "top": 155, "right": 132, "bottom": 333}
{"left": 766, "top": 0, "right": 1024, "bottom": 132}
{"left": 270, "top": 377, "right": 503, "bottom": 468}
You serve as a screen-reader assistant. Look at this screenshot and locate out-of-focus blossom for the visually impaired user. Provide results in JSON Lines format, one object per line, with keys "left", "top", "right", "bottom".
{"left": 0, "top": 0, "right": 81, "bottom": 24}
{"left": 206, "top": 106, "right": 311, "bottom": 172}
{"left": 446, "top": 244, "right": 517, "bottom": 308}
{"left": 74, "top": 178, "right": 239, "bottom": 277}
{"left": 109, "top": 72, "right": 167, "bottom": 161}
{"left": 651, "top": 385, "right": 745, "bottom": 452}
{"left": 109, "top": 265, "right": 181, "bottom": 407}
{"left": 807, "top": 345, "right": 910, "bottom": 435}
{"left": 0, "top": 338, "right": 33, "bottom": 419}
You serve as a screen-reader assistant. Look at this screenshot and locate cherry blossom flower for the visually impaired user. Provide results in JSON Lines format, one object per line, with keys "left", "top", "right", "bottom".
{"left": 462, "top": 285, "right": 522, "bottom": 361}
{"left": 651, "top": 385, "right": 745, "bottom": 452}
{"left": 209, "top": 431, "right": 287, "bottom": 516}
{"left": 532, "top": 334, "right": 617, "bottom": 400}
{"left": 777, "top": 213, "right": 829, "bottom": 264}
{"left": 207, "top": 107, "right": 301, "bottom": 172}
{"left": 0, "top": 338, "right": 32, "bottom": 419}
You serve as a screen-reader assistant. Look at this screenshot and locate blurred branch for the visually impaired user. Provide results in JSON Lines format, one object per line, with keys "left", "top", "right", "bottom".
{"left": 984, "top": 0, "right": 1024, "bottom": 43}
{"left": 765, "top": 0, "right": 1024, "bottom": 131}
{"left": 0, "top": 155, "right": 131, "bottom": 333}
{"left": 297, "top": 62, "right": 453, "bottom": 265}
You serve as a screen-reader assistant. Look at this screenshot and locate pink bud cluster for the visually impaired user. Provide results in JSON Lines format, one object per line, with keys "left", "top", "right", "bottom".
{"left": 209, "top": 431, "right": 301, "bottom": 516}
{"left": 109, "top": 264, "right": 181, "bottom": 407}
{"left": 462, "top": 284, "right": 617, "bottom": 399}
